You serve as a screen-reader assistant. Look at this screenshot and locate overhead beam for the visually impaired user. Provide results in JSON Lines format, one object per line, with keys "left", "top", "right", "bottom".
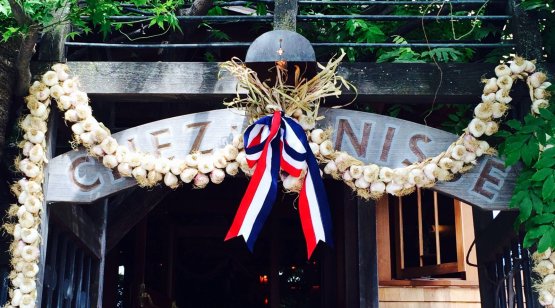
{"left": 32, "top": 62, "right": 554, "bottom": 104}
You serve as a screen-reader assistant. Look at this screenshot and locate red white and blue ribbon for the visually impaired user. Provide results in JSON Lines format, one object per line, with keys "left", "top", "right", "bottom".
{"left": 225, "top": 111, "right": 333, "bottom": 258}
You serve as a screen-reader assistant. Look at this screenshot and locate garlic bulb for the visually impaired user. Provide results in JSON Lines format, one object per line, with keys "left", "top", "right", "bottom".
{"left": 75, "top": 104, "right": 92, "bottom": 120}
{"left": 451, "top": 145, "right": 467, "bottom": 161}
{"left": 185, "top": 153, "right": 200, "bottom": 167}
{"left": 23, "top": 263, "right": 39, "bottom": 278}
{"left": 439, "top": 157, "right": 454, "bottom": 170}
{"left": 19, "top": 212, "right": 35, "bottom": 229}
{"left": 509, "top": 57, "right": 526, "bottom": 74}
{"left": 539, "top": 290, "right": 554, "bottom": 306}
{"left": 485, "top": 121, "right": 499, "bottom": 136}
{"left": 11, "top": 289, "right": 22, "bottom": 306}
{"left": 298, "top": 115, "right": 316, "bottom": 130}
{"left": 223, "top": 144, "right": 239, "bottom": 161}
{"left": 102, "top": 155, "right": 118, "bottom": 169}
{"left": 483, "top": 77, "right": 498, "bottom": 94}
{"left": 50, "top": 84, "right": 64, "bottom": 99}
{"left": 42, "top": 71, "right": 59, "bottom": 86}
{"left": 379, "top": 167, "right": 393, "bottom": 182}
{"left": 355, "top": 177, "right": 370, "bottom": 189}
{"left": 324, "top": 161, "right": 338, "bottom": 175}
{"left": 20, "top": 294, "right": 36, "bottom": 308}
{"left": 210, "top": 169, "right": 226, "bottom": 184}
{"left": 21, "top": 161, "right": 40, "bottom": 179}
{"left": 117, "top": 163, "right": 132, "bottom": 177}
{"left": 310, "top": 129, "right": 325, "bottom": 144}
{"left": 20, "top": 228, "right": 39, "bottom": 244}
{"left": 71, "top": 123, "right": 85, "bottom": 135}
{"left": 342, "top": 170, "right": 353, "bottom": 182}
{"left": 27, "top": 129, "right": 45, "bottom": 144}
{"left": 370, "top": 181, "right": 386, "bottom": 194}
{"left": 481, "top": 93, "right": 496, "bottom": 104}
{"left": 491, "top": 102, "right": 508, "bottom": 118}
{"left": 474, "top": 103, "right": 493, "bottom": 120}
{"left": 154, "top": 158, "right": 171, "bottom": 174}
{"left": 532, "top": 99, "right": 549, "bottom": 114}
{"left": 82, "top": 117, "right": 99, "bottom": 132}
{"left": 73, "top": 91, "right": 89, "bottom": 106}
{"left": 19, "top": 278, "right": 36, "bottom": 294}
{"left": 170, "top": 159, "right": 187, "bottom": 175}
{"left": 529, "top": 72, "right": 548, "bottom": 88}
{"left": 21, "top": 245, "right": 39, "bottom": 262}
{"left": 213, "top": 151, "right": 228, "bottom": 169}
{"left": 386, "top": 182, "right": 403, "bottom": 195}
{"left": 193, "top": 173, "right": 209, "bottom": 188}
{"left": 164, "top": 172, "right": 179, "bottom": 188}
{"left": 79, "top": 132, "right": 95, "bottom": 146}
{"left": 424, "top": 163, "right": 438, "bottom": 181}
{"left": 24, "top": 181, "right": 41, "bottom": 194}
{"left": 497, "top": 75, "right": 514, "bottom": 91}
{"left": 309, "top": 142, "right": 319, "bottom": 155}
{"left": 62, "top": 79, "right": 78, "bottom": 94}
{"left": 23, "top": 196, "right": 41, "bottom": 214}
{"left": 131, "top": 166, "right": 147, "bottom": 179}
{"left": 28, "top": 144, "right": 44, "bottom": 163}
{"left": 283, "top": 175, "right": 302, "bottom": 191}
{"left": 226, "top": 162, "right": 239, "bottom": 176}
{"left": 142, "top": 155, "right": 156, "bottom": 171}
{"left": 180, "top": 168, "right": 198, "bottom": 183}
{"left": 349, "top": 165, "right": 363, "bottom": 179}
{"left": 232, "top": 134, "right": 244, "bottom": 150}
{"left": 534, "top": 88, "right": 548, "bottom": 99}
{"left": 534, "top": 248, "right": 553, "bottom": 261}
{"left": 100, "top": 137, "right": 118, "bottom": 155}
{"left": 468, "top": 118, "right": 486, "bottom": 138}
{"left": 197, "top": 157, "right": 215, "bottom": 174}
{"left": 494, "top": 64, "right": 511, "bottom": 77}
{"left": 495, "top": 89, "right": 512, "bottom": 104}
{"left": 363, "top": 165, "right": 379, "bottom": 182}
{"left": 58, "top": 95, "right": 73, "bottom": 111}
{"left": 36, "top": 88, "right": 50, "bottom": 101}
{"left": 64, "top": 109, "right": 79, "bottom": 122}
{"left": 524, "top": 60, "right": 536, "bottom": 73}
{"left": 319, "top": 140, "right": 334, "bottom": 157}
{"left": 147, "top": 170, "right": 162, "bottom": 183}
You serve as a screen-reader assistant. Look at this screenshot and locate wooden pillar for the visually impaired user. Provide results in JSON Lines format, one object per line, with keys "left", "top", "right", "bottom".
{"left": 357, "top": 198, "right": 379, "bottom": 308}
{"left": 473, "top": 208, "right": 495, "bottom": 308}
{"left": 96, "top": 199, "right": 108, "bottom": 308}
{"left": 508, "top": 0, "right": 543, "bottom": 61}
{"left": 342, "top": 188, "right": 379, "bottom": 308}
{"left": 273, "top": 0, "right": 297, "bottom": 31}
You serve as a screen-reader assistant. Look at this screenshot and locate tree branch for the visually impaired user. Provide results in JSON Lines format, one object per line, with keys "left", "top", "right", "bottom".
{"left": 14, "top": 26, "right": 40, "bottom": 96}
{"left": 7, "top": 0, "right": 32, "bottom": 25}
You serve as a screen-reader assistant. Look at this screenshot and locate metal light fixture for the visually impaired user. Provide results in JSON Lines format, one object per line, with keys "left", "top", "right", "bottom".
{"left": 245, "top": 30, "right": 317, "bottom": 84}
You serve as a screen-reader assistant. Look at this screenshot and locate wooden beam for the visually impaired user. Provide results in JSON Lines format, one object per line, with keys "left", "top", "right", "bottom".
{"left": 31, "top": 62, "right": 555, "bottom": 104}
{"left": 358, "top": 198, "right": 379, "bottom": 308}
{"left": 49, "top": 203, "right": 102, "bottom": 259}
{"left": 273, "top": 0, "right": 297, "bottom": 30}
{"left": 105, "top": 186, "right": 171, "bottom": 252}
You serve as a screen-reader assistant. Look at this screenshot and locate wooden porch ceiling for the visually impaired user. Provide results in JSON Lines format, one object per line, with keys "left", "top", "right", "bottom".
{"left": 33, "top": 62, "right": 554, "bottom": 104}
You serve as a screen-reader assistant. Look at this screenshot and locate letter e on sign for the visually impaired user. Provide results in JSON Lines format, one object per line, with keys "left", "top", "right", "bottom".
{"left": 471, "top": 158, "right": 508, "bottom": 200}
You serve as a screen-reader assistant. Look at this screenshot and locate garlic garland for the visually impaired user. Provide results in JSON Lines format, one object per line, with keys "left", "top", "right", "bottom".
{"left": 4, "top": 56, "right": 550, "bottom": 308}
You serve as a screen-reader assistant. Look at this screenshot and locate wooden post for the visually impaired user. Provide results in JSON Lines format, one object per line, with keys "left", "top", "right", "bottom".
{"left": 357, "top": 198, "right": 379, "bottom": 308}
{"left": 508, "top": 0, "right": 543, "bottom": 61}
{"left": 273, "top": 0, "right": 297, "bottom": 31}
{"left": 96, "top": 199, "right": 108, "bottom": 308}
{"left": 472, "top": 208, "right": 495, "bottom": 308}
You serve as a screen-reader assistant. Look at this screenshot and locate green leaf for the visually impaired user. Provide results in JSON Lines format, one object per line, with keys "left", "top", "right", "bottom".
{"left": 523, "top": 225, "right": 550, "bottom": 248}
{"left": 538, "top": 227, "right": 555, "bottom": 252}
{"left": 504, "top": 151, "right": 521, "bottom": 167}
{"left": 506, "top": 119, "right": 522, "bottom": 130}
{"left": 518, "top": 195, "right": 533, "bottom": 223}
{"left": 532, "top": 168, "right": 553, "bottom": 181}
{"left": 530, "top": 213, "right": 555, "bottom": 225}
{"left": 543, "top": 174, "right": 555, "bottom": 200}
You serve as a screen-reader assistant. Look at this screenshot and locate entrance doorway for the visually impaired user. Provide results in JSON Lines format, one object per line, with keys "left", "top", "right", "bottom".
{"left": 102, "top": 179, "right": 357, "bottom": 308}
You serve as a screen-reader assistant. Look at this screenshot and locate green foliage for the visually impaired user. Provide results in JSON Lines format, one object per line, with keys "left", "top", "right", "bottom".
{"left": 0, "top": 0, "right": 183, "bottom": 41}
{"left": 500, "top": 84, "right": 555, "bottom": 252}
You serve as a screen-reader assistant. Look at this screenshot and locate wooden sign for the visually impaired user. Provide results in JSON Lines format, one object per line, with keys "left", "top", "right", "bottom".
{"left": 46, "top": 108, "right": 517, "bottom": 210}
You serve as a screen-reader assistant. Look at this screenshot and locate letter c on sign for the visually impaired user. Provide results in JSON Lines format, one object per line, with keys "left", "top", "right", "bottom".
{"left": 69, "top": 156, "right": 101, "bottom": 192}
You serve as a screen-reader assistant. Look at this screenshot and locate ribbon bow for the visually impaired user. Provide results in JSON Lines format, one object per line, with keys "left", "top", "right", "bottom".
{"left": 225, "top": 111, "right": 333, "bottom": 258}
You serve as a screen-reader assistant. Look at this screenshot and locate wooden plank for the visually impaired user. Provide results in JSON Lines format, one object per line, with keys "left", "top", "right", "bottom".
{"left": 434, "top": 193, "right": 441, "bottom": 264}
{"left": 274, "top": 0, "right": 298, "bottom": 30}
{"left": 105, "top": 186, "right": 171, "bottom": 252}
{"left": 30, "top": 62, "right": 555, "bottom": 104}
{"left": 358, "top": 198, "right": 379, "bottom": 308}
{"left": 45, "top": 108, "right": 518, "bottom": 210}
{"left": 376, "top": 197, "right": 392, "bottom": 282}
{"left": 96, "top": 200, "right": 108, "bottom": 308}
{"left": 379, "top": 286, "right": 481, "bottom": 302}
{"left": 49, "top": 204, "right": 102, "bottom": 259}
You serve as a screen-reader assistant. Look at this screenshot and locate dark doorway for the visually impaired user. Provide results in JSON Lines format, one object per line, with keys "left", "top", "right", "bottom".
{"left": 103, "top": 179, "right": 350, "bottom": 308}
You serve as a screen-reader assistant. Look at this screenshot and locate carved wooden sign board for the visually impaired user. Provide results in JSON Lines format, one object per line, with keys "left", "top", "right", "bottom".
{"left": 46, "top": 108, "right": 516, "bottom": 210}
